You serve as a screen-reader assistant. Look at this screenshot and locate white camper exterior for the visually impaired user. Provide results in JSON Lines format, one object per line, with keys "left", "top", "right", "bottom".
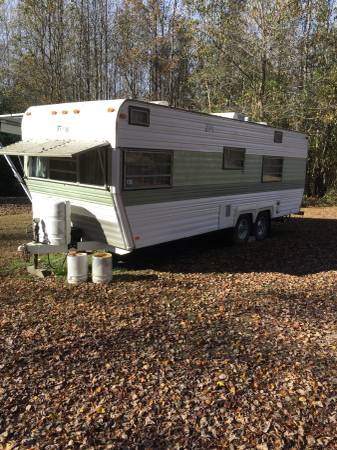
{"left": 1, "top": 99, "right": 308, "bottom": 254}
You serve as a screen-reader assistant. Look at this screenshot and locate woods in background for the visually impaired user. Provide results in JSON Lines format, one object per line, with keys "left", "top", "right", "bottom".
{"left": 0, "top": 0, "right": 336, "bottom": 197}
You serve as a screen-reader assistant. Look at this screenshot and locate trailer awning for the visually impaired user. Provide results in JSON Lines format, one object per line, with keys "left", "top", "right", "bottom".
{"left": 0, "top": 139, "right": 110, "bottom": 157}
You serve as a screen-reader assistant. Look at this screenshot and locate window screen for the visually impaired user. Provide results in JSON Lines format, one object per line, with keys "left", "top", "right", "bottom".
{"left": 30, "top": 157, "right": 48, "bottom": 179}
{"left": 223, "top": 147, "right": 245, "bottom": 169}
{"left": 124, "top": 150, "right": 172, "bottom": 189}
{"left": 129, "top": 106, "right": 150, "bottom": 127}
{"left": 79, "top": 149, "right": 106, "bottom": 186}
{"left": 49, "top": 158, "right": 77, "bottom": 183}
{"left": 274, "top": 131, "right": 283, "bottom": 143}
{"left": 262, "top": 156, "right": 283, "bottom": 182}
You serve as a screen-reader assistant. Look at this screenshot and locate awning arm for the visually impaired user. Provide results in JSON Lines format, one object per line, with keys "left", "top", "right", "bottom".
{"left": 3, "top": 155, "right": 32, "bottom": 201}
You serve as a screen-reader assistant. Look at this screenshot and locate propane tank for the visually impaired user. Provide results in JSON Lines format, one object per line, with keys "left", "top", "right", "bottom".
{"left": 67, "top": 252, "right": 88, "bottom": 284}
{"left": 92, "top": 252, "right": 112, "bottom": 284}
{"left": 32, "top": 198, "right": 71, "bottom": 246}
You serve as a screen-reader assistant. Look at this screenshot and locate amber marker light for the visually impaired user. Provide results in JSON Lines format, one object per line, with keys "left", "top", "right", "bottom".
{"left": 107, "top": 107, "right": 115, "bottom": 112}
{"left": 26, "top": 112, "right": 32, "bottom": 116}
{"left": 62, "top": 110, "right": 68, "bottom": 114}
{"left": 73, "top": 109, "right": 80, "bottom": 114}
{"left": 51, "top": 111, "right": 57, "bottom": 115}
{"left": 134, "top": 236, "right": 140, "bottom": 241}
{"left": 119, "top": 112, "right": 127, "bottom": 119}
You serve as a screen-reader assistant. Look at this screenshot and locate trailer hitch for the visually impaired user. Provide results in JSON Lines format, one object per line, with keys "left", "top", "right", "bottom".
{"left": 18, "top": 243, "right": 31, "bottom": 262}
{"left": 17, "top": 244, "right": 51, "bottom": 278}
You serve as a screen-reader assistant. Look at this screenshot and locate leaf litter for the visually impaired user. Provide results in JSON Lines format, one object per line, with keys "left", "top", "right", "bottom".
{"left": 0, "top": 204, "right": 336, "bottom": 448}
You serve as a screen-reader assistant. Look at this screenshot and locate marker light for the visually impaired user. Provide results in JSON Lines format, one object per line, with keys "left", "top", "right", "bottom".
{"left": 73, "top": 109, "right": 80, "bottom": 114}
{"left": 119, "top": 113, "right": 127, "bottom": 119}
{"left": 26, "top": 112, "right": 32, "bottom": 116}
{"left": 51, "top": 111, "right": 57, "bottom": 115}
{"left": 107, "top": 107, "right": 115, "bottom": 112}
{"left": 62, "top": 110, "right": 68, "bottom": 114}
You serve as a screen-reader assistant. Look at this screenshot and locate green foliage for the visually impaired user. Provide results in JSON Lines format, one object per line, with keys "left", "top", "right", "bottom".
{"left": 303, "top": 189, "right": 337, "bottom": 207}
{"left": 0, "top": 0, "right": 336, "bottom": 197}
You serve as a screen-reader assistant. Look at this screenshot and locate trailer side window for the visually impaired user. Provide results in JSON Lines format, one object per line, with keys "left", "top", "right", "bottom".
{"left": 129, "top": 106, "right": 150, "bottom": 127}
{"left": 262, "top": 156, "right": 283, "bottom": 182}
{"left": 223, "top": 147, "right": 245, "bottom": 170}
{"left": 124, "top": 150, "right": 172, "bottom": 189}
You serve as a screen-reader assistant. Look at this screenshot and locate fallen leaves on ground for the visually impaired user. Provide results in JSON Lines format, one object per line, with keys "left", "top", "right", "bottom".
{"left": 0, "top": 204, "right": 336, "bottom": 449}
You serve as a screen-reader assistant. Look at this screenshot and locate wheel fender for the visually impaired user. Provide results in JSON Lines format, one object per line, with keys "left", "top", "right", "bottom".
{"left": 232, "top": 208, "right": 252, "bottom": 226}
{"left": 255, "top": 208, "right": 273, "bottom": 222}
{"left": 234, "top": 204, "right": 274, "bottom": 225}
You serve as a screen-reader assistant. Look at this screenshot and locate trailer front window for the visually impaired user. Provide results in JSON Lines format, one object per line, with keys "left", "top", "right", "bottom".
{"left": 30, "top": 156, "right": 77, "bottom": 182}
{"left": 30, "top": 157, "right": 48, "bottom": 178}
{"left": 29, "top": 148, "right": 108, "bottom": 186}
{"left": 49, "top": 158, "right": 77, "bottom": 182}
{"left": 80, "top": 150, "right": 106, "bottom": 185}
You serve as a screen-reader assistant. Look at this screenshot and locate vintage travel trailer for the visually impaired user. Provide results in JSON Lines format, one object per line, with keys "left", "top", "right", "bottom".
{"left": 0, "top": 99, "right": 308, "bottom": 257}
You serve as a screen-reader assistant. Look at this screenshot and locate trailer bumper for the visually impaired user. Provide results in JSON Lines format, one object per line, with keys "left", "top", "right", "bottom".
{"left": 18, "top": 241, "right": 131, "bottom": 257}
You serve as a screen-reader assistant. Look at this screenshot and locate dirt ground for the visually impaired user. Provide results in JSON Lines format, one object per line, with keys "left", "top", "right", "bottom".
{"left": 0, "top": 204, "right": 336, "bottom": 449}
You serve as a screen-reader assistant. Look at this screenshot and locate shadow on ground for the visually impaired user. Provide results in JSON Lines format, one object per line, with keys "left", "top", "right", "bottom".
{"left": 120, "top": 217, "right": 337, "bottom": 276}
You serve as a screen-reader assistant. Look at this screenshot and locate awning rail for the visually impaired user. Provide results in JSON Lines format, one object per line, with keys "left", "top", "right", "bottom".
{"left": 0, "top": 139, "right": 110, "bottom": 157}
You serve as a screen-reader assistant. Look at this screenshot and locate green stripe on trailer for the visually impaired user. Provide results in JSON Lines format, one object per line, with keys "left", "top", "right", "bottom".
{"left": 173, "top": 152, "right": 306, "bottom": 185}
{"left": 27, "top": 179, "right": 114, "bottom": 206}
{"left": 122, "top": 180, "right": 305, "bottom": 206}
{"left": 122, "top": 151, "right": 306, "bottom": 206}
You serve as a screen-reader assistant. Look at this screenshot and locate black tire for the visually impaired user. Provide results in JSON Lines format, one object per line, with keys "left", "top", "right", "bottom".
{"left": 232, "top": 214, "right": 252, "bottom": 244}
{"left": 254, "top": 212, "right": 270, "bottom": 241}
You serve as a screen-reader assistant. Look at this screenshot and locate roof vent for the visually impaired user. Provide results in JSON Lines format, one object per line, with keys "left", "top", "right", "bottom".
{"left": 211, "top": 112, "right": 246, "bottom": 121}
{"left": 150, "top": 101, "right": 169, "bottom": 106}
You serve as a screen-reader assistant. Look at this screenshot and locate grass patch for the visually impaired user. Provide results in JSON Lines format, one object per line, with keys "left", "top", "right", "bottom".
{"left": 39, "top": 253, "right": 69, "bottom": 276}
{"left": 0, "top": 257, "right": 28, "bottom": 275}
{"left": 1, "top": 252, "right": 131, "bottom": 279}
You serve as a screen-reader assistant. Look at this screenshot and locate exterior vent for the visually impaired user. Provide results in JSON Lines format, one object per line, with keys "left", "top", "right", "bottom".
{"left": 150, "top": 101, "right": 169, "bottom": 106}
{"left": 274, "top": 130, "right": 283, "bottom": 143}
{"left": 211, "top": 112, "right": 246, "bottom": 121}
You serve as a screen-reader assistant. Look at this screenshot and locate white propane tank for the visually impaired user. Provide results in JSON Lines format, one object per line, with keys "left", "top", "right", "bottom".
{"left": 67, "top": 252, "right": 88, "bottom": 284}
{"left": 92, "top": 252, "right": 112, "bottom": 284}
{"left": 33, "top": 198, "right": 71, "bottom": 245}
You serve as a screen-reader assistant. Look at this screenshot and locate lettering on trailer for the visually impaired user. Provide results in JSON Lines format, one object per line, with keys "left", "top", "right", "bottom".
{"left": 205, "top": 124, "right": 214, "bottom": 133}
{"left": 56, "top": 125, "right": 70, "bottom": 133}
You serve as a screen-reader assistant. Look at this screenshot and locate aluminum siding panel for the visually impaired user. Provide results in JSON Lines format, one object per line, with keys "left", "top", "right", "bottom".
{"left": 27, "top": 179, "right": 126, "bottom": 248}
{"left": 126, "top": 189, "right": 304, "bottom": 248}
{"left": 117, "top": 101, "right": 308, "bottom": 158}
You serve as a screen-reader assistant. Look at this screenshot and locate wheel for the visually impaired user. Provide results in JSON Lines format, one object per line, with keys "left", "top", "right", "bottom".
{"left": 254, "top": 212, "right": 270, "bottom": 241}
{"left": 232, "top": 214, "right": 252, "bottom": 244}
